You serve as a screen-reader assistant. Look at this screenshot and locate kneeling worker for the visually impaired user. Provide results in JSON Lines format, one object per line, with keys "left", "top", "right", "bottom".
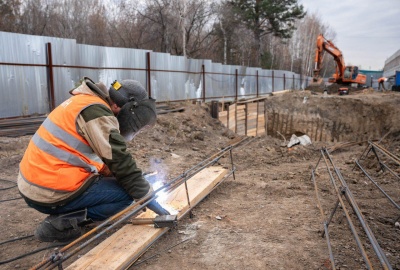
{"left": 18, "top": 77, "right": 169, "bottom": 242}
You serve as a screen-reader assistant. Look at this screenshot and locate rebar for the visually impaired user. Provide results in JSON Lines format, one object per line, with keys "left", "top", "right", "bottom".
{"left": 324, "top": 149, "right": 392, "bottom": 270}
{"left": 320, "top": 149, "right": 373, "bottom": 269}
{"left": 323, "top": 222, "right": 336, "bottom": 270}
{"left": 355, "top": 160, "right": 400, "bottom": 211}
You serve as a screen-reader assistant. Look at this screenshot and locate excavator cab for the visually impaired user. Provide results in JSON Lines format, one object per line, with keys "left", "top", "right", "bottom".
{"left": 343, "top": 66, "right": 358, "bottom": 80}
{"left": 342, "top": 65, "right": 365, "bottom": 86}
{"left": 343, "top": 66, "right": 352, "bottom": 80}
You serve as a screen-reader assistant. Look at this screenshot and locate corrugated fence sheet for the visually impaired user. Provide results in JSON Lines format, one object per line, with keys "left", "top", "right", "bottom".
{"left": 0, "top": 31, "right": 309, "bottom": 118}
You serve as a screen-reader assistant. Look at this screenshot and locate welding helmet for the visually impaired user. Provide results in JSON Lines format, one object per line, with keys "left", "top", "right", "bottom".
{"left": 109, "top": 80, "right": 157, "bottom": 141}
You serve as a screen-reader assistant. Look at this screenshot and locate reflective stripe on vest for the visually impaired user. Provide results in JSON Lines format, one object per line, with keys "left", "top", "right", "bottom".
{"left": 19, "top": 94, "right": 110, "bottom": 192}
{"left": 41, "top": 118, "right": 102, "bottom": 168}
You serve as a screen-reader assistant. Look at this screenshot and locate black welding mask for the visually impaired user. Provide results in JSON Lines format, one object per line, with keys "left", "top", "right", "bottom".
{"left": 109, "top": 79, "right": 157, "bottom": 141}
{"left": 117, "top": 97, "right": 157, "bottom": 141}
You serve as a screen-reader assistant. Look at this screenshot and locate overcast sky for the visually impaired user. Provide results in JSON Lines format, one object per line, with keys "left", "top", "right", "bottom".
{"left": 299, "top": 0, "right": 400, "bottom": 70}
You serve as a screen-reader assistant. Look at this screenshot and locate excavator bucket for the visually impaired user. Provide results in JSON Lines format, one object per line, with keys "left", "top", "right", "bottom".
{"left": 306, "top": 77, "right": 326, "bottom": 92}
{"left": 309, "top": 77, "right": 324, "bottom": 86}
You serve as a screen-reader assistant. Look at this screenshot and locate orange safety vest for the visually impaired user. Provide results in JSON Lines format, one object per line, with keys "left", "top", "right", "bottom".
{"left": 19, "top": 94, "right": 110, "bottom": 192}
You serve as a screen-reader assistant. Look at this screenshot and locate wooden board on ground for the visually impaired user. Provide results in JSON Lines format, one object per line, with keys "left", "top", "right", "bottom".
{"left": 66, "top": 166, "right": 228, "bottom": 270}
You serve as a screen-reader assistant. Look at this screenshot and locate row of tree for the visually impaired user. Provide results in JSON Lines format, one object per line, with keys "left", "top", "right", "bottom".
{"left": 0, "top": 0, "right": 337, "bottom": 77}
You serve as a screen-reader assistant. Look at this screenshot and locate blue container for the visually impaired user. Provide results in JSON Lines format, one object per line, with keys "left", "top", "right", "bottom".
{"left": 396, "top": 71, "right": 400, "bottom": 86}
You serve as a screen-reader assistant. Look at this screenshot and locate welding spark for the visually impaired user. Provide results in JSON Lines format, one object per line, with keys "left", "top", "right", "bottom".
{"left": 144, "top": 170, "right": 178, "bottom": 215}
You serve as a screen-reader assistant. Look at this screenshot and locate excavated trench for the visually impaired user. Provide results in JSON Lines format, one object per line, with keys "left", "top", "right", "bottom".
{"left": 264, "top": 90, "right": 400, "bottom": 143}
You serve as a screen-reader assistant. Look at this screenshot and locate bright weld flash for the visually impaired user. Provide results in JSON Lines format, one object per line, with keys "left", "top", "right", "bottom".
{"left": 149, "top": 172, "right": 178, "bottom": 215}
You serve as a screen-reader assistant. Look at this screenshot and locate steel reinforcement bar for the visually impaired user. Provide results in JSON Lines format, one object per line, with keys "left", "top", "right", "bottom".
{"left": 354, "top": 141, "right": 400, "bottom": 221}
{"left": 311, "top": 147, "right": 393, "bottom": 270}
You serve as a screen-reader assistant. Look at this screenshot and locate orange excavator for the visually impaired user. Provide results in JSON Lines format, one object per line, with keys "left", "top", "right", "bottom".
{"left": 311, "top": 34, "right": 366, "bottom": 94}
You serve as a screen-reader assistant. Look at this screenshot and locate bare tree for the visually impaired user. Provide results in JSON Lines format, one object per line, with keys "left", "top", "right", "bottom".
{"left": 1, "top": 0, "right": 339, "bottom": 79}
{"left": 291, "top": 12, "right": 336, "bottom": 77}
{"left": 133, "top": 0, "right": 176, "bottom": 53}
{"left": 0, "top": 0, "right": 21, "bottom": 32}
{"left": 18, "top": 0, "right": 51, "bottom": 35}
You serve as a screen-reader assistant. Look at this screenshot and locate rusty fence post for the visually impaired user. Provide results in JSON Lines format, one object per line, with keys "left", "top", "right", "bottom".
{"left": 46, "top": 42, "right": 55, "bottom": 111}
{"left": 293, "top": 74, "right": 295, "bottom": 90}
{"left": 146, "top": 52, "right": 152, "bottom": 98}
{"left": 202, "top": 64, "right": 206, "bottom": 103}
{"left": 256, "top": 70, "right": 259, "bottom": 97}
{"left": 235, "top": 69, "right": 238, "bottom": 102}
{"left": 272, "top": 70, "right": 275, "bottom": 93}
{"left": 283, "top": 73, "right": 286, "bottom": 90}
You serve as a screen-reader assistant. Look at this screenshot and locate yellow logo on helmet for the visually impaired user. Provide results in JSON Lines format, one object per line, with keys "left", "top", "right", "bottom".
{"left": 112, "top": 80, "right": 122, "bottom": 91}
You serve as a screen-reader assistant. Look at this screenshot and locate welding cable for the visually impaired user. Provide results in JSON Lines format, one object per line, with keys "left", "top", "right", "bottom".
{"left": 0, "top": 179, "right": 17, "bottom": 191}
{"left": 0, "top": 242, "right": 65, "bottom": 265}
{"left": 0, "top": 235, "right": 34, "bottom": 246}
{"left": 0, "top": 197, "right": 23, "bottom": 203}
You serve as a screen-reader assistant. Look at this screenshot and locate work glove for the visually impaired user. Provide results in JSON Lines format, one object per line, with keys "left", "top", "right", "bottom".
{"left": 146, "top": 199, "right": 171, "bottom": 216}
{"left": 140, "top": 183, "right": 170, "bottom": 216}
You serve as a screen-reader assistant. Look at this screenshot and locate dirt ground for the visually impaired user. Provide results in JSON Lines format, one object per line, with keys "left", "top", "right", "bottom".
{"left": 0, "top": 89, "right": 400, "bottom": 270}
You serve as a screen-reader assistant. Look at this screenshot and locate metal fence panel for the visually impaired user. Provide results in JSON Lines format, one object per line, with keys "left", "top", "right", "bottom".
{"left": 259, "top": 69, "right": 273, "bottom": 94}
{"left": 0, "top": 31, "right": 311, "bottom": 119}
{"left": 0, "top": 65, "right": 48, "bottom": 118}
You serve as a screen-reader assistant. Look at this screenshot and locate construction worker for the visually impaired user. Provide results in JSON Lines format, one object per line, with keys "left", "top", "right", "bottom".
{"left": 18, "top": 77, "right": 169, "bottom": 242}
{"left": 378, "top": 77, "right": 387, "bottom": 91}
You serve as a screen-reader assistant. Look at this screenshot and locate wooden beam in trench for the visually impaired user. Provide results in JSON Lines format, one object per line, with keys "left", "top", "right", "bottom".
{"left": 66, "top": 166, "right": 228, "bottom": 270}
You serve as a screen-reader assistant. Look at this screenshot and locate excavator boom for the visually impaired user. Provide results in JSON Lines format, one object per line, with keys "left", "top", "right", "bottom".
{"left": 313, "top": 34, "right": 345, "bottom": 81}
{"left": 311, "top": 34, "right": 366, "bottom": 90}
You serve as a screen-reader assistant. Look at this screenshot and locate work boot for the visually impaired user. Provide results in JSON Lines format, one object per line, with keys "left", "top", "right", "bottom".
{"left": 35, "top": 209, "right": 90, "bottom": 242}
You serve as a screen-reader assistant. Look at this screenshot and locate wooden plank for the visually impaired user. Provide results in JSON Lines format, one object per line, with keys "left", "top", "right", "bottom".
{"left": 228, "top": 104, "right": 236, "bottom": 133}
{"left": 236, "top": 96, "right": 268, "bottom": 104}
{"left": 247, "top": 128, "right": 257, "bottom": 137}
{"left": 246, "top": 101, "right": 256, "bottom": 136}
{"left": 218, "top": 111, "right": 228, "bottom": 127}
{"left": 219, "top": 111, "right": 228, "bottom": 118}
{"left": 247, "top": 103, "right": 258, "bottom": 112}
{"left": 67, "top": 166, "right": 228, "bottom": 270}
